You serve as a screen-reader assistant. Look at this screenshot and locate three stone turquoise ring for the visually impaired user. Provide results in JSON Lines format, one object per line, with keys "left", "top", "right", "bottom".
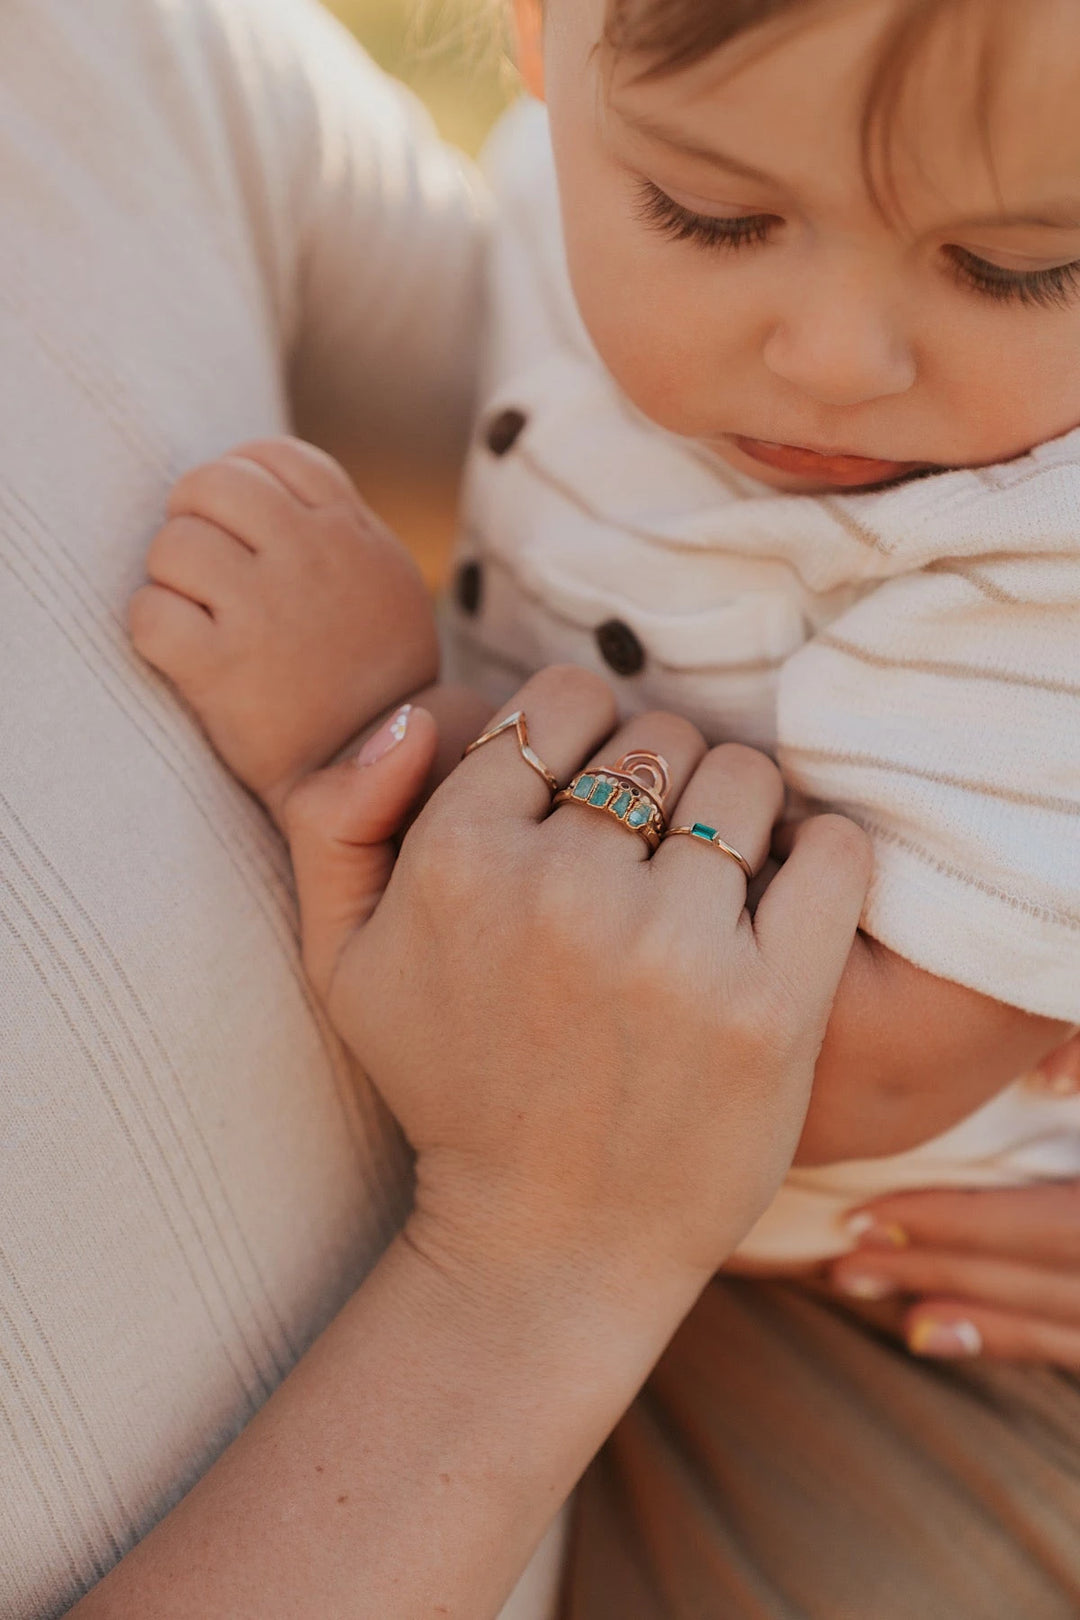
{"left": 664, "top": 822, "right": 754, "bottom": 880}
{"left": 553, "top": 749, "right": 671, "bottom": 852}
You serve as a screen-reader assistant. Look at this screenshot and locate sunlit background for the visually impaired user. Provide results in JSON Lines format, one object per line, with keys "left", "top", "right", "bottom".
{"left": 320, "top": 1, "right": 514, "bottom": 583}
{"left": 325, "top": 0, "right": 511, "bottom": 153}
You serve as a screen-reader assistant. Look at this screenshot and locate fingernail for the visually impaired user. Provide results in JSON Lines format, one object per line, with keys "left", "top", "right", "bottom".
{"left": 357, "top": 705, "right": 411, "bottom": 766}
{"left": 909, "top": 1318, "right": 983, "bottom": 1359}
{"left": 838, "top": 1273, "right": 898, "bottom": 1301}
{"left": 845, "top": 1213, "right": 909, "bottom": 1250}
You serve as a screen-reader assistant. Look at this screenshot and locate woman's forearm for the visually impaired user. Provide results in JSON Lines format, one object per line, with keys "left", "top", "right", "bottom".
{"left": 71, "top": 1226, "right": 690, "bottom": 1619}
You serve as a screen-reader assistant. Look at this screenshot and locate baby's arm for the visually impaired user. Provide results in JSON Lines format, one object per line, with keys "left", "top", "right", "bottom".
{"left": 794, "top": 936, "right": 1073, "bottom": 1166}
{"left": 130, "top": 437, "right": 490, "bottom": 824}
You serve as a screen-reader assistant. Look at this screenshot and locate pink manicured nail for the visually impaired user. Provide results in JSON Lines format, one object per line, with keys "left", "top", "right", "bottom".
{"left": 909, "top": 1318, "right": 983, "bottom": 1359}
{"left": 845, "top": 1213, "right": 909, "bottom": 1250}
{"left": 357, "top": 705, "right": 411, "bottom": 766}
{"left": 839, "top": 1273, "right": 898, "bottom": 1301}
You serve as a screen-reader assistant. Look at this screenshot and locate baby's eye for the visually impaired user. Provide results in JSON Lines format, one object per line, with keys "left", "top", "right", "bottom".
{"left": 636, "top": 180, "right": 779, "bottom": 252}
{"left": 945, "top": 245, "right": 1080, "bottom": 310}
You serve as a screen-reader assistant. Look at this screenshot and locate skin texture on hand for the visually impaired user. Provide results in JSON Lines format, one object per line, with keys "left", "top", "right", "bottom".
{"left": 286, "top": 664, "right": 873, "bottom": 1288}
{"left": 72, "top": 668, "right": 871, "bottom": 1617}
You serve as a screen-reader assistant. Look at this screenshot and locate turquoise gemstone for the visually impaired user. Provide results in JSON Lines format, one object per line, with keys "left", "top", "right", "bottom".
{"left": 612, "top": 790, "right": 633, "bottom": 818}
{"left": 691, "top": 823, "right": 718, "bottom": 842}
{"left": 589, "top": 779, "right": 615, "bottom": 808}
{"left": 573, "top": 775, "right": 596, "bottom": 800}
{"left": 627, "top": 805, "right": 650, "bottom": 829}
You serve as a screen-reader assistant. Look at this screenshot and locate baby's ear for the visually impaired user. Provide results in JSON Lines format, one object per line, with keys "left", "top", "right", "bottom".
{"left": 512, "top": 0, "right": 545, "bottom": 100}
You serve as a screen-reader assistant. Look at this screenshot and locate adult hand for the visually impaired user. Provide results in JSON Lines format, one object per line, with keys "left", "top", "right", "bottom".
{"left": 828, "top": 1180, "right": 1080, "bottom": 1366}
{"left": 286, "top": 663, "right": 873, "bottom": 1312}
{"left": 79, "top": 666, "right": 871, "bottom": 1620}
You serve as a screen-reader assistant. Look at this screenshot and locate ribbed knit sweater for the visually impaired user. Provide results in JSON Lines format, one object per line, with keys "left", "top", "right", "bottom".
{"left": 0, "top": 1, "right": 486, "bottom": 1610}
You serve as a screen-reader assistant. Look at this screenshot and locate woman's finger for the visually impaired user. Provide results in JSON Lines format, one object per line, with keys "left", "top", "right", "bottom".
{"left": 284, "top": 705, "right": 439, "bottom": 1002}
{"left": 902, "top": 1299, "right": 1080, "bottom": 1367}
{"left": 844, "top": 1182, "right": 1080, "bottom": 1269}
{"left": 830, "top": 1244, "right": 1080, "bottom": 1326}
{"left": 547, "top": 709, "right": 706, "bottom": 863}
{"left": 752, "top": 813, "right": 873, "bottom": 1005}
{"left": 653, "top": 743, "right": 784, "bottom": 905}
{"left": 449, "top": 664, "right": 617, "bottom": 823}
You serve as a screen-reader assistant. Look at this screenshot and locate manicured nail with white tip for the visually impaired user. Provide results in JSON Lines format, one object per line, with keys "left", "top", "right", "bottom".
{"left": 909, "top": 1318, "right": 983, "bottom": 1359}
{"left": 845, "top": 1212, "right": 909, "bottom": 1250}
{"left": 838, "top": 1273, "right": 898, "bottom": 1301}
{"left": 357, "top": 705, "right": 411, "bottom": 766}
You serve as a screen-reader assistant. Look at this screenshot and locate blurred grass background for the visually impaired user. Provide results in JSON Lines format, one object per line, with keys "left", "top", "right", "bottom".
{"left": 320, "top": 1, "right": 514, "bottom": 583}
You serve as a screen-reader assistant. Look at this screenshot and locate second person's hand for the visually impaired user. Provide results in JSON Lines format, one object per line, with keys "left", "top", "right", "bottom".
{"left": 285, "top": 663, "right": 873, "bottom": 1322}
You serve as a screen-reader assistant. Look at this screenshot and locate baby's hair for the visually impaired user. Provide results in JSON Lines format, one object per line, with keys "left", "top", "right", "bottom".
{"left": 602, "top": 0, "right": 1008, "bottom": 214}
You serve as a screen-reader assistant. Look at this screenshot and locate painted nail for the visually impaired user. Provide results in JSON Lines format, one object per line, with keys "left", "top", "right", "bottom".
{"left": 845, "top": 1213, "right": 909, "bottom": 1250}
{"left": 838, "top": 1273, "right": 898, "bottom": 1301}
{"left": 909, "top": 1318, "right": 983, "bottom": 1359}
{"left": 357, "top": 705, "right": 411, "bottom": 766}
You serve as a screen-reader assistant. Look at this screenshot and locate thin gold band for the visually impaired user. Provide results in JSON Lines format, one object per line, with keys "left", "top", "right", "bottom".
{"left": 463, "top": 710, "right": 560, "bottom": 795}
{"left": 665, "top": 825, "right": 754, "bottom": 880}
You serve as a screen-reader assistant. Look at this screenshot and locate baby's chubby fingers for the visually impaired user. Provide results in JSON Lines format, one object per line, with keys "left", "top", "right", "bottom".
{"left": 145, "top": 514, "right": 255, "bottom": 613}
{"left": 167, "top": 452, "right": 305, "bottom": 555}
{"left": 226, "top": 436, "right": 365, "bottom": 510}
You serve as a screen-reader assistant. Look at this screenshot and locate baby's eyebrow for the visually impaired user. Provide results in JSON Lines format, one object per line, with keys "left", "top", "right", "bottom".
{"left": 613, "top": 106, "right": 779, "bottom": 188}
{"left": 956, "top": 206, "right": 1080, "bottom": 232}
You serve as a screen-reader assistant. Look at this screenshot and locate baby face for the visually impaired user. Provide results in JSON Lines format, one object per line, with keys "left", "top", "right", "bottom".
{"left": 529, "top": 0, "right": 1080, "bottom": 491}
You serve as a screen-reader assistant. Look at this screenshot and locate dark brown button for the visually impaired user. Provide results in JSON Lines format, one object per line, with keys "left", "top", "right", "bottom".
{"left": 454, "top": 560, "right": 484, "bottom": 616}
{"left": 596, "top": 619, "right": 645, "bottom": 677}
{"left": 485, "top": 408, "right": 528, "bottom": 456}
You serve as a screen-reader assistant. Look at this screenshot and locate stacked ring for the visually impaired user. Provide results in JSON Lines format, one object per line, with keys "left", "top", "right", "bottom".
{"left": 463, "top": 710, "right": 560, "bottom": 795}
{"left": 665, "top": 822, "right": 754, "bottom": 880}
{"left": 554, "top": 750, "right": 670, "bottom": 851}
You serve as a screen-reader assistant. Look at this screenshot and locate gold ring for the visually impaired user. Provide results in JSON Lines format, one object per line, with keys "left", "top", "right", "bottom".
{"left": 553, "top": 750, "right": 671, "bottom": 852}
{"left": 665, "top": 823, "right": 754, "bottom": 880}
{"left": 463, "top": 710, "right": 560, "bottom": 795}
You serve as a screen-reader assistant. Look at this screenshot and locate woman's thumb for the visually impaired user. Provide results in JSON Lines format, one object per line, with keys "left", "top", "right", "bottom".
{"left": 283, "top": 705, "right": 438, "bottom": 1000}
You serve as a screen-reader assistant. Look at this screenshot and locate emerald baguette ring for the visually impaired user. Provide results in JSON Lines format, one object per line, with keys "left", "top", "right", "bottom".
{"left": 463, "top": 710, "right": 560, "bottom": 795}
{"left": 664, "top": 822, "right": 754, "bottom": 880}
{"left": 553, "top": 749, "right": 670, "bottom": 852}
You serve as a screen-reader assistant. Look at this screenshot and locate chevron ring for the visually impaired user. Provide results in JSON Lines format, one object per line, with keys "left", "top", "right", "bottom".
{"left": 463, "top": 709, "right": 561, "bottom": 795}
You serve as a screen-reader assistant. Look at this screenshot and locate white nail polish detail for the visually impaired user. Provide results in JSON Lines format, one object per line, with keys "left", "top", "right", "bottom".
{"left": 952, "top": 1320, "right": 984, "bottom": 1355}
{"left": 845, "top": 1213, "right": 876, "bottom": 1239}
{"left": 840, "top": 1274, "right": 896, "bottom": 1301}
{"left": 389, "top": 705, "right": 412, "bottom": 743}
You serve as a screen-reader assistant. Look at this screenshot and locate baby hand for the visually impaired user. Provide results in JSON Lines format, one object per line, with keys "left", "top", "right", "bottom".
{"left": 130, "top": 438, "right": 438, "bottom": 822}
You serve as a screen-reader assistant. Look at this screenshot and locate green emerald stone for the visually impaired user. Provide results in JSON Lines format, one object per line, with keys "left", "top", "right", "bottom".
{"left": 690, "top": 823, "right": 718, "bottom": 842}
{"left": 612, "top": 790, "right": 634, "bottom": 818}
{"left": 589, "top": 779, "right": 615, "bottom": 808}
{"left": 627, "top": 805, "right": 650, "bottom": 829}
{"left": 573, "top": 775, "right": 596, "bottom": 801}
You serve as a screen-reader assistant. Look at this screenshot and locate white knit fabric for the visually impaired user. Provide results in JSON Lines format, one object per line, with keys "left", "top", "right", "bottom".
{"left": 451, "top": 100, "right": 1080, "bottom": 1264}
{"left": 0, "top": 2, "right": 496, "bottom": 1612}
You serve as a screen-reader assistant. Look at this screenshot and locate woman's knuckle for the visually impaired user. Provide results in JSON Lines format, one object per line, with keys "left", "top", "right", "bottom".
{"left": 529, "top": 663, "right": 616, "bottom": 722}
{"left": 715, "top": 742, "right": 783, "bottom": 796}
